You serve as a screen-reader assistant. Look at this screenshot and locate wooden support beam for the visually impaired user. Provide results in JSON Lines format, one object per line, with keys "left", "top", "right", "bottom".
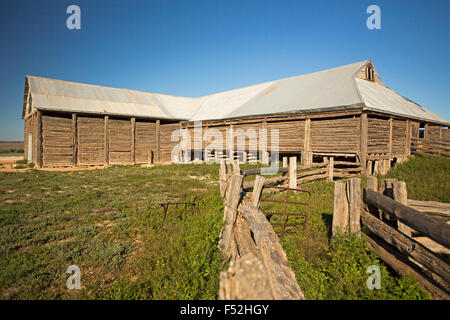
{"left": 364, "top": 188, "right": 450, "bottom": 249}
{"left": 36, "top": 110, "right": 42, "bottom": 168}
{"left": 328, "top": 157, "right": 334, "bottom": 181}
{"left": 104, "top": 116, "right": 109, "bottom": 165}
{"left": 360, "top": 112, "right": 368, "bottom": 175}
{"left": 72, "top": 114, "right": 77, "bottom": 166}
{"left": 406, "top": 119, "right": 411, "bottom": 156}
{"left": 155, "top": 120, "right": 160, "bottom": 163}
{"left": 289, "top": 156, "right": 297, "bottom": 188}
{"left": 302, "top": 118, "right": 311, "bottom": 166}
{"left": 388, "top": 117, "right": 393, "bottom": 157}
{"left": 131, "top": 117, "right": 136, "bottom": 165}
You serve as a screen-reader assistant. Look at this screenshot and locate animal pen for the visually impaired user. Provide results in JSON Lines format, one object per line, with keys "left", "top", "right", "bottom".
{"left": 21, "top": 60, "right": 449, "bottom": 170}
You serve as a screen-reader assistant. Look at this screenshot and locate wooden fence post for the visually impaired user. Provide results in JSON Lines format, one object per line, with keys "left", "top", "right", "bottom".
{"left": 332, "top": 181, "right": 349, "bottom": 237}
{"left": 289, "top": 156, "right": 297, "bottom": 188}
{"left": 328, "top": 157, "right": 334, "bottom": 181}
{"left": 282, "top": 156, "right": 288, "bottom": 168}
{"left": 347, "top": 178, "right": 361, "bottom": 235}
{"left": 233, "top": 160, "right": 240, "bottom": 175}
{"left": 251, "top": 176, "right": 266, "bottom": 208}
{"left": 218, "top": 174, "right": 243, "bottom": 257}
{"left": 393, "top": 180, "right": 412, "bottom": 237}
{"left": 219, "top": 160, "right": 227, "bottom": 198}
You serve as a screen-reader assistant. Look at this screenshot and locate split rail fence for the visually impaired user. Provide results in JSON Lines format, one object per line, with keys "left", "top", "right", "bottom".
{"left": 332, "top": 176, "right": 450, "bottom": 299}
{"left": 217, "top": 161, "right": 305, "bottom": 300}
{"left": 237, "top": 156, "right": 361, "bottom": 191}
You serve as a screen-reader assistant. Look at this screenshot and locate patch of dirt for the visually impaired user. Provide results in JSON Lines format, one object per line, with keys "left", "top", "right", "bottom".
{"left": 1, "top": 287, "right": 18, "bottom": 297}
{"left": 91, "top": 207, "right": 115, "bottom": 215}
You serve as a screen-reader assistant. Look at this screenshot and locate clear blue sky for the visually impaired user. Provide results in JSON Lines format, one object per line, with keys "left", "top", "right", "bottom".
{"left": 0, "top": 0, "right": 448, "bottom": 140}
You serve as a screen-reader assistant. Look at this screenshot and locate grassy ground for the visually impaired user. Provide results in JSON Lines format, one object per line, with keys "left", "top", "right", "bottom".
{"left": 1, "top": 155, "right": 445, "bottom": 299}
{"left": 384, "top": 155, "right": 450, "bottom": 202}
{"left": 0, "top": 164, "right": 225, "bottom": 299}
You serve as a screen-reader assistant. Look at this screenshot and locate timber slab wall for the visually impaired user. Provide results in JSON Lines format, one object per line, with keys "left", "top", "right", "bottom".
{"left": 23, "top": 109, "right": 449, "bottom": 168}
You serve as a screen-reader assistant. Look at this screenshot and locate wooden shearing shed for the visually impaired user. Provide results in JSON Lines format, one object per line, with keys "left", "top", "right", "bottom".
{"left": 22, "top": 60, "right": 449, "bottom": 174}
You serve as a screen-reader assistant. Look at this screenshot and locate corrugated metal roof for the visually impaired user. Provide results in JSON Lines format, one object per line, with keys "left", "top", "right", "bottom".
{"left": 222, "top": 61, "right": 366, "bottom": 119}
{"left": 24, "top": 61, "right": 449, "bottom": 125}
{"left": 26, "top": 76, "right": 196, "bottom": 120}
{"left": 356, "top": 78, "right": 448, "bottom": 124}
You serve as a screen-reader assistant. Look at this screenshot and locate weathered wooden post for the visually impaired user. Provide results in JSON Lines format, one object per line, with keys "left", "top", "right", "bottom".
{"left": 219, "top": 160, "right": 227, "bottom": 199}
{"left": 282, "top": 156, "right": 288, "bottom": 168}
{"left": 218, "top": 174, "right": 243, "bottom": 257}
{"left": 328, "top": 157, "right": 334, "bottom": 181}
{"left": 332, "top": 181, "right": 349, "bottom": 237}
{"left": 393, "top": 180, "right": 412, "bottom": 237}
{"left": 251, "top": 175, "right": 266, "bottom": 208}
{"left": 347, "top": 178, "right": 361, "bottom": 235}
{"left": 289, "top": 156, "right": 297, "bottom": 188}
{"left": 233, "top": 160, "right": 240, "bottom": 175}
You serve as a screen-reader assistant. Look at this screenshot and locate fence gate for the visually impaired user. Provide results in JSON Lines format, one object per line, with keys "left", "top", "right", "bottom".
{"left": 260, "top": 186, "right": 311, "bottom": 238}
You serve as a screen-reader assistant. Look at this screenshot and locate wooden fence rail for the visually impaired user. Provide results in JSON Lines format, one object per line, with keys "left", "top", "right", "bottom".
{"left": 332, "top": 177, "right": 450, "bottom": 299}
{"left": 239, "top": 156, "right": 361, "bottom": 191}
{"left": 218, "top": 163, "right": 305, "bottom": 300}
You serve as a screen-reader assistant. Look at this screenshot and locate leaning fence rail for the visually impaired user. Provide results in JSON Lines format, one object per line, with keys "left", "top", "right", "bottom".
{"left": 217, "top": 162, "right": 305, "bottom": 300}
{"left": 332, "top": 176, "right": 450, "bottom": 299}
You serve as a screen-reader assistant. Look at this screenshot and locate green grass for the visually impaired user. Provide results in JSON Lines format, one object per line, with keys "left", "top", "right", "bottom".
{"left": 1, "top": 155, "right": 445, "bottom": 300}
{"left": 0, "top": 164, "right": 225, "bottom": 299}
{"left": 384, "top": 155, "right": 450, "bottom": 202}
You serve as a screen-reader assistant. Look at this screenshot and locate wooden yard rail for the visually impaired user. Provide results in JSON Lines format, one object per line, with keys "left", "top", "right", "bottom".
{"left": 218, "top": 163, "right": 305, "bottom": 300}
{"left": 332, "top": 176, "right": 450, "bottom": 299}
{"left": 239, "top": 156, "right": 361, "bottom": 191}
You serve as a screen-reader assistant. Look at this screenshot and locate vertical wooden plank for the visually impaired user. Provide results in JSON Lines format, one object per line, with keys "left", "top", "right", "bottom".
{"left": 332, "top": 181, "right": 349, "bottom": 237}
{"left": 360, "top": 112, "right": 368, "bottom": 175}
{"left": 388, "top": 117, "right": 393, "bottom": 157}
{"left": 131, "top": 117, "right": 136, "bottom": 165}
{"left": 367, "top": 160, "right": 373, "bottom": 176}
{"left": 302, "top": 118, "right": 311, "bottom": 166}
{"left": 328, "top": 157, "right": 334, "bottom": 181}
{"left": 228, "top": 124, "right": 234, "bottom": 163}
{"left": 251, "top": 175, "right": 266, "bottom": 208}
{"left": 72, "top": 113, "right": 77, "bottom": 166}
{"left": 282, "top": 156, "right": 288, "bottom": 168}
{"left": 406, "top": 119, "right": 411, "bottom": 156}
{"left": 36, "top": 110, "right": 42, "bottom": 168}
{"left": 424, "top": 123, "right": 429, "bottom": 141}
{"left": 155, "top": 120, "right": 160, "bottom": 163}
{"left": 347, "top": 178, "right": 361, "bottom": 235}
{"left": 289, "top": 156, "right": 297, "bottom": 188}
{"left": 104, "top": 116, "right": 109, "bottom": 165}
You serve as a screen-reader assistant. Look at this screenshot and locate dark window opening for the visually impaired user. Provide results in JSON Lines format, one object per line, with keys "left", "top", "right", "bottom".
{"left": 366, "top": 66, "right": 375, "bottom": 82}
